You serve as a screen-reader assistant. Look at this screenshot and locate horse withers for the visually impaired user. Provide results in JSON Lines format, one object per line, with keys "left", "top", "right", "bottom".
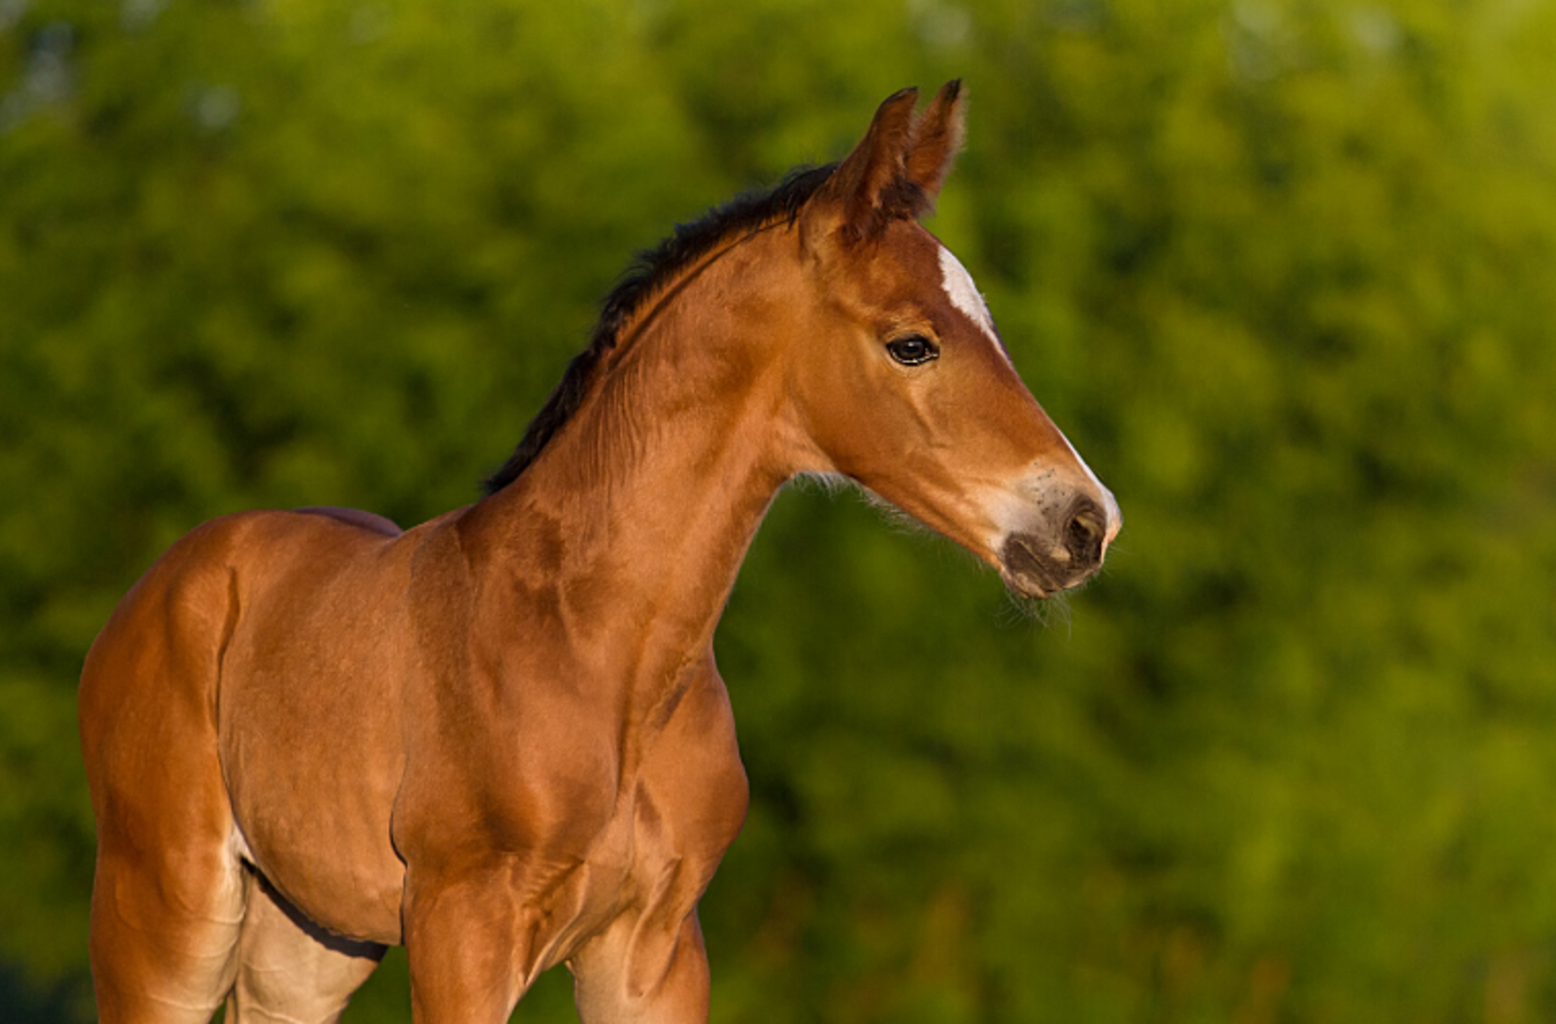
{"left": 79, "top": 82, "right": 1120, "bottom": 1024}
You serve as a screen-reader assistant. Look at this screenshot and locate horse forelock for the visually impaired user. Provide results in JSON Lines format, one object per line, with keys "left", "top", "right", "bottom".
{"left": 482, "top": 162, "right": 839, "bottom": 496}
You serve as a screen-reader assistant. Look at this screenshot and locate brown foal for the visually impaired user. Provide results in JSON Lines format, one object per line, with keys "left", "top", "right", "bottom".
{"left": 79, "top": 82, "right": 1120, "bottom": 1024}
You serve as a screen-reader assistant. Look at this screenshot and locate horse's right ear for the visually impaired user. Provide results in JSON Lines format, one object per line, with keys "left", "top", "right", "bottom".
{"left": 802, "top": 87, "right": 922, "bottom": 249}
{"left": 903, "top": 80, "right": 965, "bottom": 203}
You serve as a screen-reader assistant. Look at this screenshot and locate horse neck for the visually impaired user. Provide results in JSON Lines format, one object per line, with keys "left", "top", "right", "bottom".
{"left": 468, "top": 227, "right": 806, "bottom": 698}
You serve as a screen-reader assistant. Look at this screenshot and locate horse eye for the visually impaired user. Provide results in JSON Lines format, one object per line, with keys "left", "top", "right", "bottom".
{"left": 885, "top": 334, "right": 939, "bottom": 366}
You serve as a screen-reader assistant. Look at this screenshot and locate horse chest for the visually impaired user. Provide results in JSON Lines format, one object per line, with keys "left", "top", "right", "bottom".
{"left": 458, "top": 747, "right": 740, "bottom": 978}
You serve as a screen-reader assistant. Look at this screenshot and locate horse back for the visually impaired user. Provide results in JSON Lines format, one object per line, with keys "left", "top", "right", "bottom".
{"left": 293, "top": 505, "right": 403, "bottom": 537}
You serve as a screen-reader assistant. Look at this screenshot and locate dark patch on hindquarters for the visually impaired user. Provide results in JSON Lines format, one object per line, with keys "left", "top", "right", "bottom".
{"left": 481, "top": 163, "right": 838, "bottom": 496}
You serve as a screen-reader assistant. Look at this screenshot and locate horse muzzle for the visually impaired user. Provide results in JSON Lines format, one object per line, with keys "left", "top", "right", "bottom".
{"left": 997, "top": 492, "right": 1116, "bottom": 599}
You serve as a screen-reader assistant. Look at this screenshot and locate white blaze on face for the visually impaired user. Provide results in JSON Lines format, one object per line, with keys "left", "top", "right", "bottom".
{"left": 939, "top": 245, "right": 1122, "bottom": 549}
{"left": 938, "top": 245, "right": 1008, "bottom": 363}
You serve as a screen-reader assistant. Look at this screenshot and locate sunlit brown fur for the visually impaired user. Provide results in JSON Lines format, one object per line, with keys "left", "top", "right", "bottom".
{"left": 79, "top": 82, "right": 1119, "bottom": 1024}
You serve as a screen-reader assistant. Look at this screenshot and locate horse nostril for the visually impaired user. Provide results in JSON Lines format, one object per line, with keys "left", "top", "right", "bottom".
{"left": 1065, "top": 500, "right": 1105, "bottom": 567}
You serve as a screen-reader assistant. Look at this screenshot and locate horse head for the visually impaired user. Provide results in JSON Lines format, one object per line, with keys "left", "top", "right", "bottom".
{"left": 782, "top": 82, "right": 1122, "bottom": 598}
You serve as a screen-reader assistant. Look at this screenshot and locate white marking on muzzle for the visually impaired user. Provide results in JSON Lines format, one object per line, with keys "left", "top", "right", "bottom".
{"left": 938, "top": 246, "right": 1010, "bottom": 364}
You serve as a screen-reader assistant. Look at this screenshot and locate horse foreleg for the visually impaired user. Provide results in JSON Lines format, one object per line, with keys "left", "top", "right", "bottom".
{"left": 570, "top": 904, "right": 712, "bottom": 1024}
{"left": 402, "top": 865, "right": 540, "bottom": 1024}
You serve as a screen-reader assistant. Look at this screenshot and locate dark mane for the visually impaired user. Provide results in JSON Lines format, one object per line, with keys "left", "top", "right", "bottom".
{"left": 481, "top": 162, "right": 839, "bottom": 495}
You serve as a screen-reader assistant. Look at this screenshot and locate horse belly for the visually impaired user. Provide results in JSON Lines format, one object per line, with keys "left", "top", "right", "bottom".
{"left": 227, "top": 752, "right": 406, "bottom": 944}
{"left": 217, "top": 605, "right": 411, "bottom": 944}
{"left": 220, "top": 669, "right": 408, "bottom": 943}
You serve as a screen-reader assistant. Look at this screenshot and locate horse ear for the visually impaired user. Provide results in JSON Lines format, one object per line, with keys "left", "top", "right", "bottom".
{"left": 805, "top": 86, "right": 921, "bottom": 246}
{"left": 904, "top": 79, "right": 965, "bottom": 203}
{"left": 803, "top": 82, "right": 966, "bottom": 250}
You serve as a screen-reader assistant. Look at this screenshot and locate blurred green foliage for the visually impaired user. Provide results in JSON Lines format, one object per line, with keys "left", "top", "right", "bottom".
{"left": 3, "top": 0, "right": 1555, "bottom": 1020}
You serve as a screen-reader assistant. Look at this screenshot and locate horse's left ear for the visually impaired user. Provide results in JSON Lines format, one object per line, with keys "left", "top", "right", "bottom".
{"left": 804, "top": 80, "right": 966, "bottom": 248}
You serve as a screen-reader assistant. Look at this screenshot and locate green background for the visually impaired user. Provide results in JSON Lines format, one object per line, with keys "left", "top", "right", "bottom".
{"left": 3, "top": 0, "right": 1555, "bottom": 1020}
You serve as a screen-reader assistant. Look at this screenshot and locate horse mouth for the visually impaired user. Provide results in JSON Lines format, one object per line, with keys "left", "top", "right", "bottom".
{"left": 999, "top": 571, "right": 1052, "bottom": 601}
{"left": 997, "top": 530, "right": 1097, "bottom": 600}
